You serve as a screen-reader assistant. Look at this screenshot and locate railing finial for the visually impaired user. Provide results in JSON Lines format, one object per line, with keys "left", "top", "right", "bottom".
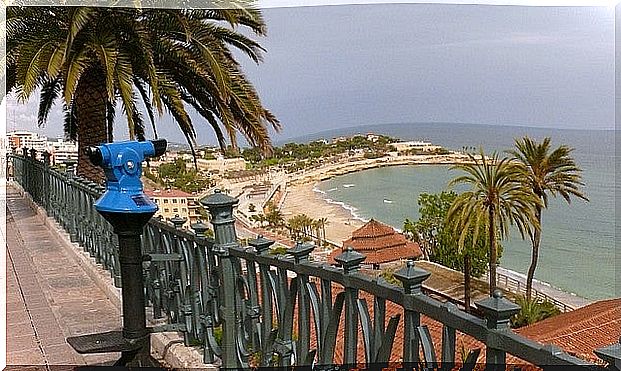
{"left": 475, "top": 289, "right": 520, "bottom": 330}
{"left": 334, "top": 246, "right": 366, "bottom": 274}
{"left": 287, "top": 240, "right": 315, "bottom": 264}
{"left": 394, "top": 258, "right": 430, "bottom": 295}
{"left": 248, "top": 235, "right": 275, "bottom": 255}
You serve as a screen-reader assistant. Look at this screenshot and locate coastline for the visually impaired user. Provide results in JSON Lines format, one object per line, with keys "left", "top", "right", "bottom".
{"left": 280, "top": 182, "right": 366, "bottom": 245}
{"left": 285, "top": 152, "right": 472, "bottom": 186}
{"left": 279, "top": 165, "right": 593, "bottom": 307}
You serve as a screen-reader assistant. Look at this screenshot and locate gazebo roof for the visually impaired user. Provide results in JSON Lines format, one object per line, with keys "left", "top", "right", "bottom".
{"left": 328, "top": 219, "right": 422, "bottom": 265}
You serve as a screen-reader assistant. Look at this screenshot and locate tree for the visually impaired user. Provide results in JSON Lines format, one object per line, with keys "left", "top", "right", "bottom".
{"left": 7, "top": 6, "right": 279, "bottom": 182}
{"left": 264, "top": 202, "right": 284, "bottom": 228}
{"left": 447, "top": 150, "right": 541, "bottom": 296}
{"left": 508, "top": 137, "right": 588, "bottom": 300}
{"left": 317, "top": 217, "right": 329, "bottom": 246}
{"left": 403, "top": 191, "right": 490, "bottom": 311}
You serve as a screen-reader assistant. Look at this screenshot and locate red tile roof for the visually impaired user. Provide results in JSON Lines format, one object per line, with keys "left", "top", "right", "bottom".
{"left": 516, "top": 298, "right": 621, "bottom": 364}
{"left": 144, "top": 188, "right": 193, "bottom": 198}
{"left": 327, "top": 219, "right": 422, "bottom": 265}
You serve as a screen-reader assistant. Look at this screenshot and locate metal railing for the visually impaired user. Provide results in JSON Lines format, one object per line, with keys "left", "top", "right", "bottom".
{"left": 495, "top": 271, "right": 574, "bottom": 312}
{"left": 9, "top": 151, "right": 620, "bottom": 370}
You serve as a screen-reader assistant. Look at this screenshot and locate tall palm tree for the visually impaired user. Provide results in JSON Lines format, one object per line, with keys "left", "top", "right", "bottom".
{"left": 7, "top": 6, "right": 279, "bottom": 181}
{"left": 508, "top": 137, "right": 587, "bottom": 300}
{"left": 447, "top": 150, "right": 541, "bottom": 295}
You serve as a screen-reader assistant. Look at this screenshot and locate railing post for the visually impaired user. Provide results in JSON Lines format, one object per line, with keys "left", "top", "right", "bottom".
{"left": 201, "top": 189, "right": 240, "bottom": 369}
{"left": 66, "top": 170, "right": 79, "bottom": 242}
{"left": 334, "top": 246, "right": 366, "bottom": 366}
{"left": 170, "top": 214, "right": 193, "bottom": 347}
{"left": 191, "top": 219, "right": 219, "bottom": 364}
{"left": 394, "top": 259, "right": 431, "bottom": 366}
{"left": 475, "top": 290, "right": 520, "bottom": 371}
{"left": 29, "top": 148, "right": 38, "bottom": 201}
{"left": 287, "top": 241, "right": 315, "bottom": 365}
{"left": 42, "top": 151, "right": 51, "bottom": 213}
{"left": 21, "top": 148, "right": 29, "bottom": 195}
{"left": 248, "top": 235, "right": 275, "bottom": 366}
{"left": 170, "top": 214, "right": 187, "bottom": 229}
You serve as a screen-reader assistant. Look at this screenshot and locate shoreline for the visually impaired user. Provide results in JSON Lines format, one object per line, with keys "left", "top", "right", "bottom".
{"left": 280, "top": 182, "right": 366, "bottom": 245}
{"left": 279, "top": 167, "right": 594, "bottom": 307}
{"left": 285, "top": 152, "right": 473, "bottom": 186}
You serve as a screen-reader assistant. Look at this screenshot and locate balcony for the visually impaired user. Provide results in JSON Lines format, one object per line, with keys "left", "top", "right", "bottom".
{"left": 7, "top": 150, "right": 621, "bottom": 370}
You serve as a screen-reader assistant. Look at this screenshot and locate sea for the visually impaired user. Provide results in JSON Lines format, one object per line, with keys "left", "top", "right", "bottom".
{"left": 290, "top": 123, "right": 616, "bottom": 301}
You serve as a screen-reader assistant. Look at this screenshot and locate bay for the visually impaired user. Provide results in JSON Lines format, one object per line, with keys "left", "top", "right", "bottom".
{"left": 312, "top": 123, "right": 616, "bottom": 300}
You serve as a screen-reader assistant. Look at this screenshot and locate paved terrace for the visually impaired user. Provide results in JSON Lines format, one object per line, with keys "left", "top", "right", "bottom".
{"left": 6, "top": 186, "right": 120, "bottom": 366}
{"left": 5, "top": 186, "right": 205, "bottom": 368}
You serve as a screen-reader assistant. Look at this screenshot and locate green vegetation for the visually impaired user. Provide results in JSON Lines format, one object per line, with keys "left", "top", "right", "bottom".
{"left": 8, "top": 6, "right": 278, "bottom": 181}
{"left": 264, "top": 202, "right": 285, "bottom": 228}
{"left": 401, "top": 147, "right": 451, "bottom": 156}
{"left": 270, "top": 245, "right": 289, "bottom": 255}
{"left": 511, "top": 295, "right": 561, "bottom": 328}
{"left": 403, "top": 191, "right": 492, "bottom": 311}
{"left": 404, "top": 138, "right": 586, "bottom": 321}
{"left": 447, "top": 150, "right": 541, "bottom": 296}
{"left": 508, "top": 137, "right": 587, "bottom": 301}
{"left": 241, "top": 135, "right": 398, "bottom": 172}
{"left": 286, "top": 214, "right": 329, "bottom": 247}
{"left": 147, "top": 158, "right": 212, "bottom": 193}
{"left": 379, "top": 267, "right": 402, "bottom": 287}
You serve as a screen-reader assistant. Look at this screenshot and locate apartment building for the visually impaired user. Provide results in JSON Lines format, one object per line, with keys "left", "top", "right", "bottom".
{"left": 47, "top": 139, "right": 78, "bottom": 165}
{"left": 144, "top": 188, "right": 203, "bottom": 228}
{"left": 8, "top": 131, "right": 48, "bottom": 159}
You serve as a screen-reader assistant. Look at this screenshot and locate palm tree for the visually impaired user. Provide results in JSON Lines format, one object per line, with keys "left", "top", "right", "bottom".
{"left": 508, "top": 137, "right": 587, "bottom": 300}
{"left": 447, "top": 149, "right": 541, "bottom": 295}
{"left": 7, "top": 6, "right": 279, "bottom": 181}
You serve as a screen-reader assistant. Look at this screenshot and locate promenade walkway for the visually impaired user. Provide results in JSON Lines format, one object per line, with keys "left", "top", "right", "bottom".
{"left": 6, "top": 186, "right": 120, "bottom": 367}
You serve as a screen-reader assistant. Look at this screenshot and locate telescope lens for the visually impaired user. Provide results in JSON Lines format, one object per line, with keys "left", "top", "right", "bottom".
{"left": 86, "top": 146, "right": 103, "bottom": 166}
{"left": 151, "top": 139, "right": 167, "bottom": 157}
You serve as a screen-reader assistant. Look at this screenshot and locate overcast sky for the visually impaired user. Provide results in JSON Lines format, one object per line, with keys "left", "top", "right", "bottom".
{"left": 7, "top": 3, "right": 615, "bottom": 145}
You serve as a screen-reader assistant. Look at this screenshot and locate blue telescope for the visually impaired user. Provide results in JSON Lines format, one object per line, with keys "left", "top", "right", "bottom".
{"left": 86, "top": 139, "right": 167, "bottom": 214}
{"left": 68, "top": 139, "right": 167, "bottom": 366}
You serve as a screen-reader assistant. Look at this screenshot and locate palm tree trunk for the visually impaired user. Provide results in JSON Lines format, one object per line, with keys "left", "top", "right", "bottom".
{"left": 526, "top": 206, "right": 542, "bottom": 300}
{"left": 488, "top": 207, "right": 497, "bottom": 296}
{"left": 75, "top": 68, "right": 108, "bottom": 183}
{"left": 464, "top": 252, "right": 471, "bottom": 312}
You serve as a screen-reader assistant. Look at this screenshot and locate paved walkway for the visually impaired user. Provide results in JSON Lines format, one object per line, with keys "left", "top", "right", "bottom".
{"left": 6, "top": 186, "right": 121, "bottom": 367}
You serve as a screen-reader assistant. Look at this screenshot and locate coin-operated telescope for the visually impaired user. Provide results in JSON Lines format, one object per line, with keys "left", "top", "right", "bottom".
{"left": 67, "top": 139, "right": 166, "bottom": 366}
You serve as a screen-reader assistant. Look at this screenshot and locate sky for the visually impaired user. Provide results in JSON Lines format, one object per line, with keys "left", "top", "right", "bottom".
{"left": 6, "top": 2, "right": 615, "bottom": 146}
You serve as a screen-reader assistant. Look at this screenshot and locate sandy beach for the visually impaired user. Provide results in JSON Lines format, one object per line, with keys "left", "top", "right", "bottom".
{"left": 278, "top": 153, "right": 473, "bottom": 246}
{"left": 280, "top": 182, "right": 365, "bottom": 245}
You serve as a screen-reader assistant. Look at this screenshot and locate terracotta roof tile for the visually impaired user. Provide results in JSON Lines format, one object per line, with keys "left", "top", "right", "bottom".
{"left": 333, "top": 219, "right": 422, "bottom": 265}
{"left": 144, "top": 188, "right": 193, "bottom": 198}
{"left": 351, "top": 219, "right": 396, "bottom": 238}
{"left": 516, "top": 298, "right": 621, "bottom": 364}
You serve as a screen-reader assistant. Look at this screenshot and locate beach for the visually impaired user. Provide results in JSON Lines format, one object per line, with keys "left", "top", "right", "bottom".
{"left": 277, "top": 152, "right": 473, "bottom": 245}
{"left": 280, "top": 182, "right": 366, "bottom": 245}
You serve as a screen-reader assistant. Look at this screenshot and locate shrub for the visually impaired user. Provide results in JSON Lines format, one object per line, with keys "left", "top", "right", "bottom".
{"left": 511, "top": 295, "right": 561, "bottom": 328}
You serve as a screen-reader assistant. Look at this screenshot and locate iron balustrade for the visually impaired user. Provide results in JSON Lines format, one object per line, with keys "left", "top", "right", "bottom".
{"left": 9, "top": 151, "right": 621, "bottom": 370}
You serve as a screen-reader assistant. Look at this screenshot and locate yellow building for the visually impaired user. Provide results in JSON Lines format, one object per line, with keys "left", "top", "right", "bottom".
{"left": 144, "top": 189, "right": 203, "bottom": 228}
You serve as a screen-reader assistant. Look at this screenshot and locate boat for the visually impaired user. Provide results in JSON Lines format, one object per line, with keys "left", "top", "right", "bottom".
{"left": 383, "top": 199, "right": 393, "bottom": 204}
{"left": 343, "top": 184, "right": 355, "bottom": 188}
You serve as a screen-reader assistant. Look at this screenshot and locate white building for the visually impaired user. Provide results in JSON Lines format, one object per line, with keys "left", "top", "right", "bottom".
{"left": 391, "top": 141, "right": 442, "bottom": 154}
{"left": 8, "top": 131, "right": 48, "bottom": 158}
{"left": 47, "top": 139, "right": 78, "bottom": 165}
{"left": 196, "top": 157, "right": 247, "bottom": 172}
